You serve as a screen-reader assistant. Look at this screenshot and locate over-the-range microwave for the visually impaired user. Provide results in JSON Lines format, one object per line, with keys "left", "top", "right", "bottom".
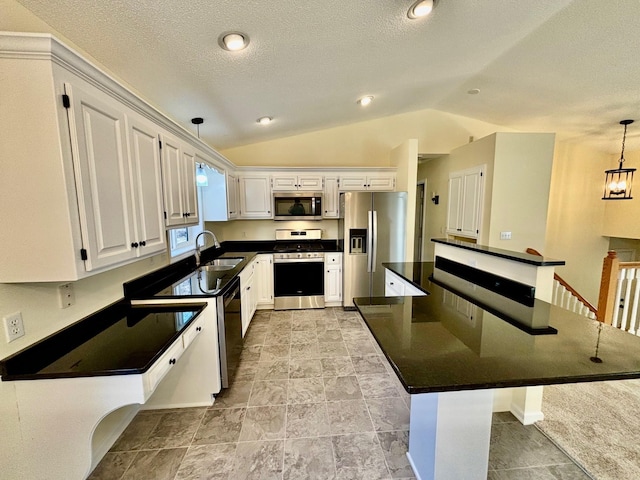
{"left": 273, "top": 192, "right": 323, "bottom": 221}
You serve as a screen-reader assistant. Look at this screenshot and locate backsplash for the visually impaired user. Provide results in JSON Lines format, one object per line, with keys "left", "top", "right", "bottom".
{"left": 205, "top": 219, "right": 339, "bottom": 242}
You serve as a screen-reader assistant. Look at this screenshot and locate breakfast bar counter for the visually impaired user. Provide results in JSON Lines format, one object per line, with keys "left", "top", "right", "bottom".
{"left": 354, "top": 262, "right": 640, "bottom": 479}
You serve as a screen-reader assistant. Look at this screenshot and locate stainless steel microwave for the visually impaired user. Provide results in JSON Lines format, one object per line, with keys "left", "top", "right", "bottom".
{"left": 273, "top": 192, "right": 323, "bottom": 220}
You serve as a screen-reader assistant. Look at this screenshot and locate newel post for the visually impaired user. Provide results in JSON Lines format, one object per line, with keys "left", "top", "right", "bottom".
{"left": 596, "top": 251, "right": 619, "bottom": 324}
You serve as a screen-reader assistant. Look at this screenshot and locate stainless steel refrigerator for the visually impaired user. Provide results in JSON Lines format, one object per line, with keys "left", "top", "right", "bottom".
{"left": 339, "top": 191, "right": 407, "bottom": 308}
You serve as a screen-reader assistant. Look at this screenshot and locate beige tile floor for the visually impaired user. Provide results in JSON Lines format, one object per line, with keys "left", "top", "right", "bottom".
{"left": 89, "top": 308, "right": 592, "bottom": 480}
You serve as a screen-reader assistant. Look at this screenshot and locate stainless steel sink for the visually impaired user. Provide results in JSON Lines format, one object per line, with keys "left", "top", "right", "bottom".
{"left": 203, "top": 257, "right": 244, "bottom": 271}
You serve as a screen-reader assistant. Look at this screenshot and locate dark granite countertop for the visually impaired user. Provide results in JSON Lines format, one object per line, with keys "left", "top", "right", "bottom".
{"left": 0, "top": 301, "right": 207, "bottom": 381}
{"left": 431, "top": 238, "right": 565, "bottom": 266}
{"left": 355, "top": 263, "right": 640, "bottom": 394}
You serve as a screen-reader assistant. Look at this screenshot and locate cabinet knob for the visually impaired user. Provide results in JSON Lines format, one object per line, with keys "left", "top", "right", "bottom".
{"left": 169, "top": 358, "right": 176, "bottom": 365}
{"left": 131, "top": 242, "right": 139, "bottom": 248}
{"left": 196, "top": 326, "right": 202, "bottom": 332}
{"left": 140, "top": 241, "right": 146, "bottom": 247}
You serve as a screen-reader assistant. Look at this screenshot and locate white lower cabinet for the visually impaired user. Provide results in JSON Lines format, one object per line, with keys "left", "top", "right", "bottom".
{"left": 240, "top": 258, "right": 258, "bottom": 335}
{"left": 325, "top": 253, "right": 343, "bottom": 305}
{"left": 385, "top": 268, "right": 426, "bottom": 297}
{"left": 255, "top": 254, "right": 274, "bottom": 308}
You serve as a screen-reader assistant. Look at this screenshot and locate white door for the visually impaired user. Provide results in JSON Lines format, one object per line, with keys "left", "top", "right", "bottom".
{"left": 65, "top": 83, "right": 135, "bottom": 271}
{"left": 460, "top": 169, "right": 482, "bottom": 237}
{"left": 239, "top": 176, "right": 272, "bottom": 218}
{"left": 181, "top": 146, "right": 199, "bottom": 226}
{"left": 446, "top": 174, "right": 463, "bottom": 233}
{"left": 126, "top": 115, "right": 166, "bottom": 255}
{"left": 160, "top": 133, "right": 185, "bottom": 227}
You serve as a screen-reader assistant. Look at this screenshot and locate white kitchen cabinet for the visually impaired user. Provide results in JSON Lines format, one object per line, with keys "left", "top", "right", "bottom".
{"left": 323, "top": 176, "right": 340, "bottom": 218}
{"left": 271, "top": 173, "right": 323, "bottom": 191}
{"left": 324, "top": 253, "right": 343, "bottom": 305}
{"left": 161, "top": 133, "right": 199, "bottom": 227}
{"left": 0, "top": 33, "right": 239, "bottom": 282}
{"left": 227, "top": 173, "right": 239, "bottom": 219}
{"left": 255, "top": 254, "right": 274, "bottom": 308}
{"left": 238, "top": 174, "right": 273, "bottom": 219}
{"left": 338, "top": 173, "right": 395, "bottom": 191}
{"left": 446, "top": 165, "right": 484, "bottom": 238}
{"left": 240, "top": 258, "right": 257, "bottom": 336}
{"left": 385, "top": 268, "right": 427, "bottom": 297}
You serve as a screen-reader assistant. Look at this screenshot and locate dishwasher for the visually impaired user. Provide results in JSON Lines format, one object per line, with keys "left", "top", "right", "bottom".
{"left": 217, "top": 277, "right": 243, "bottom": 388}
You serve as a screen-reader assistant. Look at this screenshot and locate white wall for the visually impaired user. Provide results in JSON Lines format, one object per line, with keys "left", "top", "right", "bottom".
{"left": 545, "top": 141, "right": 611, "bottom": 304}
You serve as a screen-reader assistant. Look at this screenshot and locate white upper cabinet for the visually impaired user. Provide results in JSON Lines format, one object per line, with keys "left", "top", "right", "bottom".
{"left": 271, "top": 174, "right": 323, "bottom": 191}
{"left": 238, "top": 174, "right": 272, "bottom": 219}
{"left": 446, "top": 165, "right": 484, "bottom": 238}
{"left": 338, "top": 173, "right": 395, "bottom": 191}
{"left": 0, "top": 33, "right": 236, "bottom": 282}
{"left": 323, "top": 176, "right": 340, "bottom": 218}
{"left": 64, "top": 82, "right": 137, "bottom": 271}
{"left": 161, "top": 134, "right": 198, "bottom": 228}
{"left": 227, "top": 173, "right": 239, "bottom": 219}
{"left": 125, "top": 115, "right": 166, "bottom": 256}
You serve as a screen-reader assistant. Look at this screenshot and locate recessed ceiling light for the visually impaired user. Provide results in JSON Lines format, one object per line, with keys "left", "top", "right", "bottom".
{"left": 257, "top": 116, "right": 272, "bottom": 125}
{"left": 357, "top": 96, "right": 374, "bottom": 107}
{"left": 408, "top": 0, "right": 435, "bottom": 19}
{"left": 218, "top": 32, "right": 249, "bottom": 51}
{"left": 467, "top": 88, "right": 480, "bottom": 95}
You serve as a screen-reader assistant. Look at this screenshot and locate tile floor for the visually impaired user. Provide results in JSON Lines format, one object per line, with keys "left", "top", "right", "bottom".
{"left": 89, "top": 308, "right": 592, "bottom": 480}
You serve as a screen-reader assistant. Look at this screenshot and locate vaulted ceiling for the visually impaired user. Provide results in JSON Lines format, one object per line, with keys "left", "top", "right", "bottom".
{"left": 14, "top": 0, "right": 640, "bottom": 153}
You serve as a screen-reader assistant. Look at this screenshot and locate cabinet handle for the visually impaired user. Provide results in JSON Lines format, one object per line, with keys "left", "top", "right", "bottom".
{"left": 169, "top": 358, "right": 176, "bottom": 365}
{"left": 140, "top": 241, "right": 146, "bottom": 247}
{"left": 390, "top": 282, "right": 394, "bottom": 285}
{"left": 196, "top": 326, "right": 202, "bottom": 332}
{"left": 131, "top": 242, "right": 139, "bottom": 248}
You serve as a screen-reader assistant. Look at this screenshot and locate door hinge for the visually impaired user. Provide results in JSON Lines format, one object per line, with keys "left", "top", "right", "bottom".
{"left": 80, "top": 248, "right": 88, "bottom": 261}
{"left": 163, "top": 211, "right": 167, "bottom": 219}
{"left": 158, "top": 139, "right": 163, "bottom": 149}
{"left": 480, "top": 172, "right": 483, "bottom": 177}
{"left": 62, "top": 94, "right": 71, "bottom": 109}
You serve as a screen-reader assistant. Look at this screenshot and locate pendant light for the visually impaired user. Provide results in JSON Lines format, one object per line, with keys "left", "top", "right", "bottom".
{"left": 191, "top": 117, "right": 208, "bottom": 187}
{"left": 603, "top": 120, "right": 636, "bottom": 200}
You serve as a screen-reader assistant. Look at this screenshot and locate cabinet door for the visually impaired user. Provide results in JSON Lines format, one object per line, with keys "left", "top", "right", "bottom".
{"left": 367, "top": 175, "right": 395, "bottom": 191}
{"left": 446, "top": 174, "right": 463, "bottom": 234}
{"left": 338, "top": 175, "right": 368, "bottom": 191}
{"left": 160, "top": 133, "right": 185, "bottom": 227}
{"left": 126, "top": 115, "right": 166, "bottom": 256}
{"left": 239, "top": 175, "right": 272, "bottom": 218}
{"left": 227, "top": 173, "right": 239, "bottom": 219}
{"left": 323, "top": 176, "right": 339, "bottom": 218}
{"left": 324, "top": 253, "right": 342, "bottom": 302}
{"left": 65, "top": 83, "right": 136, "bottom": 271}
{"left": 460, "top": 169, "right": 482, "bottom": 237}
{"left": 255, "top": 254, "right": 274, "bottom": 306}
{"left": 297, "top": 175, "right": 323, "bottom": 190}
{"left": 271, "top": 175, "right": 298, "bottom": 191}
{"left": 181, "top": 146, "right": 199, "bottom": 226}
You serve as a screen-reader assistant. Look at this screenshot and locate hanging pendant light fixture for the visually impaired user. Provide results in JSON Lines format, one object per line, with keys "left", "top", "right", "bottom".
{"left": 603, "top": 119, "right": 636, "bottom": 200}
{"left": 191, "top": 117, "right": 209, "bottom": 187}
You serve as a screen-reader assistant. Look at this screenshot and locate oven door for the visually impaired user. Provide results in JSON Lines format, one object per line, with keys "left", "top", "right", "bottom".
{"left": 273, "top": 259, "right": 325, "bottom": 310}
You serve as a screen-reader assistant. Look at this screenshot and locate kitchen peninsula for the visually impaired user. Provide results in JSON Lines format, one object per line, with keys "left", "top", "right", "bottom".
{"left": 354, "top": 240, "right": 640, "bottom": 480}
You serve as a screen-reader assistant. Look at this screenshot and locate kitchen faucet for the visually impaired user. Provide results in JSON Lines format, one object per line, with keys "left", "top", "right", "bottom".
{"left": 194, "top": 230, "right": 220, "bottom": 267}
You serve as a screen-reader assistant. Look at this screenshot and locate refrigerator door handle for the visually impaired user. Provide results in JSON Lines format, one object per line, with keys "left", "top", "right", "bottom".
{"left": 371, "top": 210, "right": 378, "bottom": 272}
{"left": 367, "top": 210, "right": 374, "bottom": 272}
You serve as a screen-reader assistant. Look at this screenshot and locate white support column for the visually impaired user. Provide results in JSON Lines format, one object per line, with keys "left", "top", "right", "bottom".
{"left": 407, "top": 389, "right": 494, "bottom": 480}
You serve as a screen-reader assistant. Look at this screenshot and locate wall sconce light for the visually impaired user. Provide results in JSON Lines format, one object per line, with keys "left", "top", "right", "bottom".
{"left": 603, "top": 119, "right": 636, "bottom": 200}
{"left": 431, "top": 193, "right": 439, "bottom": 205}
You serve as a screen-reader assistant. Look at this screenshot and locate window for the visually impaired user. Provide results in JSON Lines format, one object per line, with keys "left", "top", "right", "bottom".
{"left": 168, "top": 191, "right": 203, "bottom": 260}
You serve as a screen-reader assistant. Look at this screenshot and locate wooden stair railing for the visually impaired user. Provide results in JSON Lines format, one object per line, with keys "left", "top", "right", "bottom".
{"left": 526, "top": 248, "right": 598, "bottom": 318}
{"left": 597, "top": 251, "right": 640, "bottom": 334}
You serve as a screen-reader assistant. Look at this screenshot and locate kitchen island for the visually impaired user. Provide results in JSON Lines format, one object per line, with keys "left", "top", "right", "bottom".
{"left": 355, "top": 261, "right": 640, "bottom": 480}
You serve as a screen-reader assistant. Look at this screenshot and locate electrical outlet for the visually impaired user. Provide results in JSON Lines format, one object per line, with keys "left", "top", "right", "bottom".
{"left": 58, "top": 283, "right": 75, "bottom": 308}
{"left": 4, "top": 312, "right": 25, "bottom": 342}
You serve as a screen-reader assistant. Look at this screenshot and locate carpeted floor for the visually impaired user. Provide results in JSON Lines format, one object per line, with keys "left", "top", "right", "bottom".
{"left": 536, "top": 379, "right": 640, "bottom": 480}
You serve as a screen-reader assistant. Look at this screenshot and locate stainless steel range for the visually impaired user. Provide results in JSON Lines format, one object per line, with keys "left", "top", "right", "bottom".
{"left": 273, "top": 229, "right": 325, "bottom": 310}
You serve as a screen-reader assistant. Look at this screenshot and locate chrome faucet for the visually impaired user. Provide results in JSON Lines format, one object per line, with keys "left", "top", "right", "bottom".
{"left": 195, "top": 230, "right": 220, "bottom": 267}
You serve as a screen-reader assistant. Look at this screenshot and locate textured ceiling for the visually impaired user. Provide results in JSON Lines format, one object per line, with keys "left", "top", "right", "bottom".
{"left": 13, "top": 0, "right": 640, "bottom": 153}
